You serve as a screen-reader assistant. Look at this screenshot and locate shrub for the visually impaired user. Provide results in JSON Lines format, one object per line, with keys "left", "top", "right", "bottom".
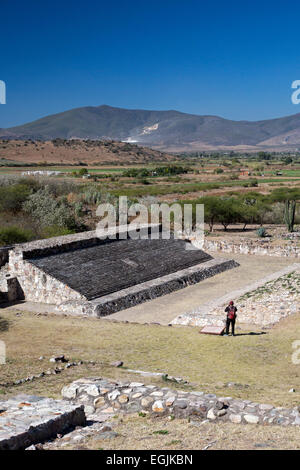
{"left": 0, "top": 184, "right": 32, "bottom": 213}
{"left": 80, "top": 186, "right": 116, "bottom": 205}
{"left": 78, "top": 168, "right": 88, "bottom": 176}
{"left": 0, "top": 227, "right": 33, "bottom": 245}
{"left": 23, "top": 186, "right": 76, "bottom": 229}
{"left": 73, "top": 201, "right": 84, "bottom": 217}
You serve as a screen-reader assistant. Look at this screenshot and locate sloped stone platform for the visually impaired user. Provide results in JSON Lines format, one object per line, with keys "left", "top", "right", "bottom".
{"left": 6, "top": 225, "right": 238, "bottom": 316}
{"left": 0, "top": 395, "right": 85, "bottom": 450}
{"left": 56, "top": 257, "right": 238, "bottom": 317}
{"left": 28, "top": 236, "right": 213, "bottom": 300}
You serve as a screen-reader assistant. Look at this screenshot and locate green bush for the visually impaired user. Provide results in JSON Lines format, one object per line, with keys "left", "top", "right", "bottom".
{"left": 78, "top": 168, "right": 88, "bottom": 176}
{"left": 23, "top": 186, "right": 76, "bottom": 230}
{"left": 0, "top": 184, "right": 32, "bottom": 213}
{"left": 0, "top": 227, "right": 33, "bottom": 245}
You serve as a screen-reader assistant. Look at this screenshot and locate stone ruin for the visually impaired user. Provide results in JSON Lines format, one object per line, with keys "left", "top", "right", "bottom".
{"left": 0, "top": 224, "right": 238, "bottom": 317}
{"left": 1, "top": 377, "right": 300, "bottom": 449}
{"left": 0, "top": 394, "right": 85, "bottom": 450}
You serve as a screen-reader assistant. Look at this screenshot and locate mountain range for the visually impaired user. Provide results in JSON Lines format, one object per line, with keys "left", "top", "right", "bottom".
{"left": 2, "top": 105, "right": 300, "bottom": 152}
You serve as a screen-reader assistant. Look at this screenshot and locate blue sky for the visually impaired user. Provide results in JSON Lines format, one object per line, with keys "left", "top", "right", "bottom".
{"left": 0, "top": 0, "right": 300, "bottom": 127}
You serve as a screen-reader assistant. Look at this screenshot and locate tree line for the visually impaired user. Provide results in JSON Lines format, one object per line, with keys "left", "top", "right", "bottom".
{"left": 181, "top": 188, "right": 300, "bottom": 233}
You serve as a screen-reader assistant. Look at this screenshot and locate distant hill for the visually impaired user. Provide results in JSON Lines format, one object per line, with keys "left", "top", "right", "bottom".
{"left": 2, "top": 105, "right": 300, "bottom": 151}
{"left": 0, "top": 139, "right": 173, "bottom": 165}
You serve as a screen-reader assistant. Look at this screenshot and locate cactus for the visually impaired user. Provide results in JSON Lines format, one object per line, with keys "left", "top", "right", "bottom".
{"left": 256, "top": 227, "right": 267, "bottom": 238}
{"left": 284, "top": 200, "right": 296, "bottom": 232}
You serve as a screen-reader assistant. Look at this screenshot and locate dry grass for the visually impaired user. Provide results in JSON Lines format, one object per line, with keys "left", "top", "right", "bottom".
{"left": 59, "top": 414, "right": 300, "bottom": 450}
{"left": 1, "top": 308, "right": 300, "bottom": 408}
{"left": 0, "top": 140, "right": 173, "bottom": 165}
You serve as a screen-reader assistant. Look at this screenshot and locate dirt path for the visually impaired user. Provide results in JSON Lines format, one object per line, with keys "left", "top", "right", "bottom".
{"left": 106, "top": 253, "right": 296, "bottom": 324}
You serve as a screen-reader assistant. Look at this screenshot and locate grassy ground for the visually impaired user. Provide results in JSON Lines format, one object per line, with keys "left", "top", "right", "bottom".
{"left": 57, "top": 414, "right": 300, "bottom": 450}
{"left": 265, "top": 169, "right": 300, "bottom": 177}
{"left": 1, "top": 308, "right": 300, "bottom": 407}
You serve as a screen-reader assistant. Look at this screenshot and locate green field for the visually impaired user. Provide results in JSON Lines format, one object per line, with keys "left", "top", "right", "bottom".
{"left": 111, "top": 178, "right": 300, "bottom": 198}
{"left": 265, "top": 169, "right": 300, "bottom": 177}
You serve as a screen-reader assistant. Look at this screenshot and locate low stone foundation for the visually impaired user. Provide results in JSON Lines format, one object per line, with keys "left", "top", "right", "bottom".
{"left": 173, "top": 264, "right": 300, "bottom": 327}
{"left": 0, "top": 395, "right": 86, "bottom": 450}
{"left": 203, "top": 238, "right": 300, "bottom": 258}
{"left": 62, "top": 377, "right": 300, "bottom": 427}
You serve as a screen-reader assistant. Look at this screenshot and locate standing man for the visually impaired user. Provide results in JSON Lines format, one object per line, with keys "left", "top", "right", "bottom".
{"left": 224, "top": 301, "right": 237, "bottom": 336}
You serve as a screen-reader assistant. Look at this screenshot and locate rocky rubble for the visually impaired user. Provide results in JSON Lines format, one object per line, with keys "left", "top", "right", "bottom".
{"left": 41, "top": 421, "right": 117, "bottom": 450}
{"left": 234, "top": 272, "right": 300, "bottom": 325}
{"left": 0, "top": 358, "right": 96, "bottom": 388}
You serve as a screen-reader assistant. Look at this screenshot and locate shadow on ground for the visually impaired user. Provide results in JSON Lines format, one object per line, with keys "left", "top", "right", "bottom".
{"left": 0, "top": 316, "right": 9, "bottom": 332}
{"left": 224, "top": 332, "right": 267, "bottom": 337}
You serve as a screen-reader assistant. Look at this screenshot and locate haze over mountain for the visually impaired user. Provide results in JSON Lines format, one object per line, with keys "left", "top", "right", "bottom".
{"left": 2, "top": 105, "right": 300, "bottom": 152}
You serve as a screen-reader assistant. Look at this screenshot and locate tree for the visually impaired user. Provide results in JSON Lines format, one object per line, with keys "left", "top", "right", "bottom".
{"left": 217, "top": 198, "right": 240, "bottom": 231}
{"left": 237, "top": 192, "right": 271, "bottom": 228}
{"left": 199, "top": 196, "right": 222, "bottom": 232}
{"left": 78, "top": 168, "right": 88, "bottom": 176}
{"left": 258, "top": 151, "right": 271, "bottom": 161}
{"left": 236, "top": 200, "right": 258, "bottom": 230}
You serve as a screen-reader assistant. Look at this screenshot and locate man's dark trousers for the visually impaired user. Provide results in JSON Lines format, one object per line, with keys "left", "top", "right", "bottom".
{"left": 226, "top": 318, "right": 235, "bottom": 335}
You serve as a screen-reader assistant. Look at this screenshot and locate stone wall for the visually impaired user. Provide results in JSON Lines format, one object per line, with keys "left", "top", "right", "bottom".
{"left": 8, "top": 250, "right": 84, "bottom": 304}
{"left": 20, "top": 231, "right": 99, "bottom": 260}
{"left": 0, "top": 266, "right": 8, "bottom": 293}
{"left": 17, "top": 224, "right": 161, "bottom": 260}
{"left": 0, "top": 249, "right": 10, "bottom": 300}
{"left": 0, "top": 247, "right": 10, "bottom": 268}
{"left": 62, "top": 377, "right": 300, "bottom": 427}
{"left": 172, "top": 264, "right": 300, "bottom": 327}
{"left": 0, "top": 395, "right": 86, "bottom": 450}
{"left": 203, "top": 238, "right": 300, "bottom": 258}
